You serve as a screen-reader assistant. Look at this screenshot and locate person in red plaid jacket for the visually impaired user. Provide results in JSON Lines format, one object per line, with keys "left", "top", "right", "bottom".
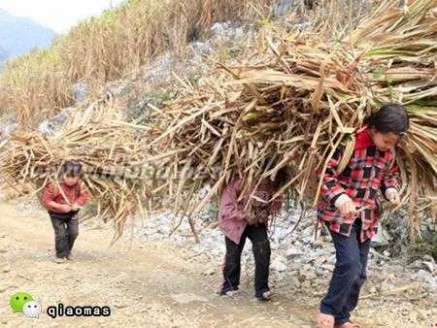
{"left": 316, "top": 104, "right": 409, "bottom": 328}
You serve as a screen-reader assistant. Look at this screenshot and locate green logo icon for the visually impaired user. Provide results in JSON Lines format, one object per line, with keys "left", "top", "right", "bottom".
{"left": 9, "top": 292, "right": 34, "bottom": 313}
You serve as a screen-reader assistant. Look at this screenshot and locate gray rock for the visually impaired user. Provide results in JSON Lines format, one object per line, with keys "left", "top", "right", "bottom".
{"left": 38, "top": 120, "right": 56, "bottom": 134}
{"left": 295, "top": 22, "right": 312, "bottom": 32}
{"left": 409, "top": 260, "right": 423, "bottom": 270}
{"left": 370, "top": 222, "right": 392, "bottom": 248}
{"left": 51, "top": 112, "right": 68, "bottom": 125}
{"left": 416, "top": 270, "right": 437, "bottom": 288}
{"left": 271, "top": 260, "right": 288, "bottom": 272}
{"left": 191, "top": 42, "right": 213, "bottom": 58}
{"left": 0, "top": 120, "right": 18, "bottom": 140}
{"left": 142, "top": 53, "right": 175, "bottom": 84}
{"left": 285, "top": 247, "right": 303, "bottom": 259}
{"left": 312, "top": 238, "right": 328, "bottom": 248}
{"left": 422, "top": 261, "right": 435, "bottom": 274}
{"left": 271, "top": 242, "right": 280, "bottom": 250}
{"left": 37, "top": 110, "right": 69, "bottom": 134}
{"left": 410, "top": 260, "right": 435, "bottom": 273}
{"left": 423, "top": 255, "right": 435, "bottom": 264}
{"left": 298, "top": 267, "right": 317, "bottom": 282}
{"left": 380, "top": 280, "right": 396, "bottom": 292}
{"left": 72, "top": 82, "right": 87, "bottom": 103}
{"left": 320, "top": 264, "right": 335, "bottom": 272}
{"left": 274, "top": 0, "right": 295, "bottom": 17}
{"left": 209, "top": 21, "right": 245, "bottom": 45}
{"left": 210, "top": 22, "right": 231, "bottom": 37}
{"left": 315, "top": 267, "right": 329, "bottom": 277}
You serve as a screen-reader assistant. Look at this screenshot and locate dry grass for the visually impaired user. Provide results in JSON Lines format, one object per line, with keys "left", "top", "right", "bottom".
{"left": 0, "top": 0, "right": 275, "bottom": 124}
{"left": 0, "top": 96, "right": 163, "bottom": 239}
{"left": 146, "top": 0, "right": 437, "bottom": 239}
{"left": 2, "top": 0, "right": 436, "bottom": 240}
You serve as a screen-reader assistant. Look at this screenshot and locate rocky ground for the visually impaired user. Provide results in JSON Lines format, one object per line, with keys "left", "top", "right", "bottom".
{"left": 130, "top": 204, "right": 437, "bottom": 327}
{"left": 0, "top": 198, "right": 435, "bottom": 327}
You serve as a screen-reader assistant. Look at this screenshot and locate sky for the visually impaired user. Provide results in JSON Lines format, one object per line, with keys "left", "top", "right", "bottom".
{"left": 0, "top": 0, "right": 126, "bottom": 34}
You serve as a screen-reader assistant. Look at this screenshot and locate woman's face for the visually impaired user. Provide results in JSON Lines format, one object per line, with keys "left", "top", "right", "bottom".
{"left": 370, "top": 129, "right": 401, "bottom": 152}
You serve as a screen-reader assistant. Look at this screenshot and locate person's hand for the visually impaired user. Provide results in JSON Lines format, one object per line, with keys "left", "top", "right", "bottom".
{"left": 60, "top": 204, "right": 72, "bottom": 213}
{"left": 336, "top": 195, "right": 357, "bottom": 216}
{"left": 72, "top": 204, "right": 82, "bottom": 211}
{"left": 386, "top": 189, "right": 401, "bottom": 207}
{"left": 338, "top": 200, "right": 357, "bottom": 216}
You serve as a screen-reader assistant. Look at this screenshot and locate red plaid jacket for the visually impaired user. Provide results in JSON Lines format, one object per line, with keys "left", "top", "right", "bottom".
{"left": 317, "top": 128, "right": 400, "bottom": 242}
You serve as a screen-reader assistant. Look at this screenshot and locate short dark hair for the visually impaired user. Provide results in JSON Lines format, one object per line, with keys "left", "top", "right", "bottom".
{"left": 61, "top": 160, "right": 83, "bottom": 178}
{"left": 368, "top": 103, "right": 409, "bottom": 135}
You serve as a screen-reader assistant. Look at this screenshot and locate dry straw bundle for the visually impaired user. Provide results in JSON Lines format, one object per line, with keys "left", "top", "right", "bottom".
{"left": 149, "top": 0, "right": 437, "bottom": 238}
{"left": 1, "top": 0, "right": 436, "bottom": 239}
{"left": 0, "top": 97, "right": 170, "bottom": 238}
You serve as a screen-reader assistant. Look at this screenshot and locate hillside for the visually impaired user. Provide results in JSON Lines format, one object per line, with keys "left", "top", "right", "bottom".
{"left": 0, "top": 9, "right": 55, "bottom": 65}
{"left": 0, "top": 0, "right": 275, "bottom": 120}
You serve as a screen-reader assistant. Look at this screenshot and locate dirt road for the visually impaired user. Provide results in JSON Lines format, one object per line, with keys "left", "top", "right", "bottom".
{"left": 0, "top": 201, "right": 434, "bottom": 327}
{"left": 0, "top": 202, "right": 317, "bottom": 327}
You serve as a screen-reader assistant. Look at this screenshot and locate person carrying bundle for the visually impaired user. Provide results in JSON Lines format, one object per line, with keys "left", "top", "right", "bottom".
{"left": 218, "top": 164, "right": 288, "bottom": 301}
{"left": 41, "top": 160, "right": 90, "bottom": 263}
{"left": 316, "top": 104, "right": 409, "bottom": 328}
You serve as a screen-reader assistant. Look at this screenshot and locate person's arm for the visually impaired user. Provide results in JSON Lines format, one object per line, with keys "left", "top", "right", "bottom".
{"left": 41, "top": 184, "right": 70, "bottom": 213}
{"left": 381, "top": 155, "right": 401, "bottom": 205}
{"left": 72, "top": 181, "right": 91, "bottom": 210}
{"left": 320, "top": 146, "right": 357, "bottom": 215}
{"left": 270, "top": 193, "right": 283, "bottom": 214}
{"left": 219, "top": 178, "right": 246, "bottom": 221}
{"left": 321, "top": 146, "right": 348, "bottom": 206}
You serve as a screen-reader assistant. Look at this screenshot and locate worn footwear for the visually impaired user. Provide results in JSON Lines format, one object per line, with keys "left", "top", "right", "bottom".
{"left": 256, "top": 290, "right": 272, "bottom": 301}
{"left": 219, "top": 287, "right": 239, "bottom": 296}
{"left": 53, "top": 257, "right": 67, "bottom": 264}
{"left": 316, "top": 312, "right": 335, "bottom": 328}
{"left": 66, "top": 254, "right": 74, "bottom": 261}
{"left": 335, "top": 322, "right": 361, "bottom": 328}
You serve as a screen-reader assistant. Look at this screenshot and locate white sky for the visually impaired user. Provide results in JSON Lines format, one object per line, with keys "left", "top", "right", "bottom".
{"left": 0, "top": 0, "right": 126, "bottom": 34}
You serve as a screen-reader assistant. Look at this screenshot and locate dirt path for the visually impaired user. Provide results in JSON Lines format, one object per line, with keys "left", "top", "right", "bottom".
{"left": 0, "top": 201, "right": 433, "bottom": 327}
{"left": 0, "top": 202, "right": 316, "bottom": 327}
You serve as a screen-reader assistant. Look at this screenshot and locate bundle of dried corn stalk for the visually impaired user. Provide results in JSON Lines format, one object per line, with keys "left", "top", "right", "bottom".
{"left": 0, "top": 98, "right": 169, "bottom": 238}
{"left": 148, "top": 0, "right": 437, "bottom": 238}
{"left": 1, "top": 0, "right": 436, "bottom": 240}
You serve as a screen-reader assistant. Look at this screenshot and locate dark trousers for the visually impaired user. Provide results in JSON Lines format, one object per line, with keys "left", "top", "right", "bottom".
{"left": 320, "top": 220, "right": 371, "bottom": 325}
{"left": 49, "top": 212, "right": 79, "bottom": 258}
{"left": 222, "top": 224, "right": 271, "bottom": 298}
